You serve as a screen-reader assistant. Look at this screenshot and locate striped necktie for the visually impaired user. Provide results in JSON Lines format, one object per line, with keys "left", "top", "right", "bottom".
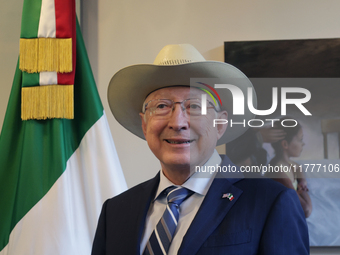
{"left": 144, "top": 186, "right": 194, "bottom": 255}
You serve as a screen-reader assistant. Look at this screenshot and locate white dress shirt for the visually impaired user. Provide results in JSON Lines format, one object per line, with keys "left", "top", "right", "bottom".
{"left": 140, "top": 150, "right": 221, "bottom": 255}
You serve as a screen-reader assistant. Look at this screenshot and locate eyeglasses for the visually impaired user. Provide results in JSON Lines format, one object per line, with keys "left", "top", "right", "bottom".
{"left": 142, "top": 98, "right": 219, "bottom": 118}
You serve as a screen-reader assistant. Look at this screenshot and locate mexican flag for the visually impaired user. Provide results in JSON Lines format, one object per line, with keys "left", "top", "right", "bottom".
{"left": 0, "top": 1, "right": 127, "bottom": 254}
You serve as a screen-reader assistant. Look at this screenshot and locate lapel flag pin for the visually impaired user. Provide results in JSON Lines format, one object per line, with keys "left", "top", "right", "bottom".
{"left": 222, "top": 193, "right": 234, "bottom": 201}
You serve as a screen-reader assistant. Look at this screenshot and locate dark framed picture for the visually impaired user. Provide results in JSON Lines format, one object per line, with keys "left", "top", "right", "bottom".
{"left": 224, "top": 38, "right": 340, "bottom": 247}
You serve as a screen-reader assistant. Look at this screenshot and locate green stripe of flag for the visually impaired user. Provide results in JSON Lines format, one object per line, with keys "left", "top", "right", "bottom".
{"left": 20, "top": 0, "right": 42, "bottom": 38}
{"left": 22, "top": 72, "right": 39, "bottom": 87}
{"left": 0, "top": 20, "right": 103, "bottom": 251}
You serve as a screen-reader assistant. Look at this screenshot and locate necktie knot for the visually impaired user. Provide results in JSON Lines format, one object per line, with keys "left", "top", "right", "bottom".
{"left": 166, "top": 186, "right": 194, "bottom": 206}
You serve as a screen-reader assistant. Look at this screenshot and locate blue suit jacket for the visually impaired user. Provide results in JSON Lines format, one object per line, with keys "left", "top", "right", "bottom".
{"left": 92, "top": 156, "right": 309, "bottom": 255}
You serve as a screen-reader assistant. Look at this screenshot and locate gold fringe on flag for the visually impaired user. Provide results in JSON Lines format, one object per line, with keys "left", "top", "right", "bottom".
{"left": 21, "top": 85, "right": 74, "bottom": 120}
{"left": 19, "top": 38, "right": 72, "bottom": 73}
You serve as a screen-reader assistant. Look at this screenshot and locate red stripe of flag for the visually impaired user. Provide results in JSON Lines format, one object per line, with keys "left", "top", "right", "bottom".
{"left": 55, "top": 0, "right": 76, "bottom": 85}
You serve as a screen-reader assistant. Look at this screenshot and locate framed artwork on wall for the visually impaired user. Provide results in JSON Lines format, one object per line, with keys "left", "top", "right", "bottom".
{"left": 224, "top": 38, "right": 340, "bottom": 247}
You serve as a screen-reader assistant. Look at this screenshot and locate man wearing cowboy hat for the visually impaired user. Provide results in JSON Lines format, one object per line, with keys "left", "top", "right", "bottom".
{"left": 92, "top": 44, "right": 309, "bottom": 255}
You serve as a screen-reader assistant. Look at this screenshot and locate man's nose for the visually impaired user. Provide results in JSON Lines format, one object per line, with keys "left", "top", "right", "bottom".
{"left": 168, "top": 104, "right": 189, "bottom": 130}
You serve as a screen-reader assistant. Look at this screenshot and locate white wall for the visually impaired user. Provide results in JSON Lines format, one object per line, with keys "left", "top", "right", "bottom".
{"left": 0, "top": 0, "right": 23, "bottom": 128}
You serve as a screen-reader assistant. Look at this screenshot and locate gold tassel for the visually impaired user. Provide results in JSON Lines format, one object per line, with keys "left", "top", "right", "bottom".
{"left": 19, "top": 39, "right": 39, "bottom": 73}
{"left": 57, "top": 38, "right": 73, "bottom": 73}
{"left": 19, "top": 38, "right": 72, "bottom": 73}
{"left": 21, "top": 85, "right": 74, "bottom": 120}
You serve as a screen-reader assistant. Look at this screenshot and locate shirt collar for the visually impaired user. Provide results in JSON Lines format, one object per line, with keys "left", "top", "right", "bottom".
{"left": 154, "top": 149, "right": 221, "bottom": 200}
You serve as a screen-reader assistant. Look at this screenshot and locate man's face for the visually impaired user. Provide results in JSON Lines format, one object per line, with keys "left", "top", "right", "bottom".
{"left": 139, "top": 87, "right": 227, "bottom": 173}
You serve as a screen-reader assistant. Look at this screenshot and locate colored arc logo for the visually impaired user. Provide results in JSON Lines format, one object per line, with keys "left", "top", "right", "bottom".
{"left": 196, "top": 82, "right": 223, "bottom": 106}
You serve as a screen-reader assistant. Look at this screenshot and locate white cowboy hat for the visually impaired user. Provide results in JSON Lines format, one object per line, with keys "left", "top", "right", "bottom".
{"left": 108, "top": 44, "right": 256, "bottom": 145}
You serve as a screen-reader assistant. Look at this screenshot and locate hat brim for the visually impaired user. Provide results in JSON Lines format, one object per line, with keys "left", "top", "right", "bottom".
{"left": 108, "top": 61, "right": 256, "bottom": 145}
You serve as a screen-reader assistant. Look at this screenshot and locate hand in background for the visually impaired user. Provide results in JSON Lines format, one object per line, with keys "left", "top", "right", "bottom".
{"left": 297, "top": 180, "right": 309, "bottom": 192}
{"left": 257, "top": 127, "right": 286, "bottom": 143}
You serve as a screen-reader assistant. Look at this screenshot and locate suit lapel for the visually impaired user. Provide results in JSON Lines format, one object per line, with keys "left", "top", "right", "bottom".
{"left": 129, "top": 173, "right": 160, "bottom": 254}
{"left": 178, "top": 161, "right": 243, "bottom": 255}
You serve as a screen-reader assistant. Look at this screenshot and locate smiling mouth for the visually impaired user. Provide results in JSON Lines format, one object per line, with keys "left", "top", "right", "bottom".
{"left": 164, "top": 139, "right": 194, "bottom": 144}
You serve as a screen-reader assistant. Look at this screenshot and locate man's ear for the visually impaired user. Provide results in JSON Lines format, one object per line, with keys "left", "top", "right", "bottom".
{"left": 216, "top": 110, "right": 228, "bottom": 140}
{"left": 139, "top": 113, "right": 147, "bottom": 138}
